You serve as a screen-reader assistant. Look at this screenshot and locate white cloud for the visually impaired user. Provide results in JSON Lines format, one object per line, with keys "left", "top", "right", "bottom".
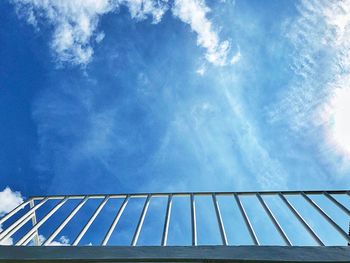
{"left": 46, "top": 235, "right": 70, "bottom": 246}
{"left": 26, "top": 234, "right": 70, "bottom": 246}
{"left": 318, "top": 78, "right": 350, "bottom": 160}
{"left": 11, "top": 0, "right": 169, "bottom": 66}
{"left": 269, "top": 0, "right": 350, "bottom": 169}
{"left": 12, "top": 0, "right": 119, "bottom": 65}
{"left": 196, "top": 65, "right": 206, "bottom": 75}
{"left": 172, "top": 0, "right": 232, "bottom": 66}
{"left": 122, "top": 0, "right": 169, "bottom": 23}
{"left": 230, "top": 50, "right": 241, "bottom": 65}
{"left": 12, "top": 0, "right": 235, "bottom": 67}
{"left": 0, "top": 187, "right": 23, "bottom": 217}
{"left": 0, "top": 187, "right": 24, "bottom": 245}
{"left": 95, "top": 32, "right": 105, "bottom": 43}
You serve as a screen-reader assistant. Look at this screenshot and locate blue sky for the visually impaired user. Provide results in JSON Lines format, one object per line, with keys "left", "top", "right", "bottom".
{"left": 0, "top": 0, "right": 350, "bottom": 246}
{"left": 1, "top": 0, "right": 349, "bottom": 196}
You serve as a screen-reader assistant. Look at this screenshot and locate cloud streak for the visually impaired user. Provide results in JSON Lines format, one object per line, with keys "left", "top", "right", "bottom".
{"left": 172, "top": 0, "right": 234, "bottom": 66}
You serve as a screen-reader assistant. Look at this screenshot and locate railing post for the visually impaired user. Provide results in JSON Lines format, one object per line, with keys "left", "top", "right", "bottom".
{"left": 102, "top": 195, "right": 130, "bottom": 246}
{"left": 72, "top": 196, "right": 110, "bottom": 246}
{"left": 161, "top": 194, "right": 173, "bottom": 246}
{"left": 29, "top": 200, "right": 40, "bottom": 246}
{"left": 278, "top": 193, "right": 324, "bottom": 246}
{"left": 190, "top": 194, "right": 197, "bottom": 246}
{"left": 16, "top": 197, "right": 69, "bottom": 246}
{"left": 44, "top": 196, "right": 89, "bottom": 246}
{"left": 0, "top": 197, "right": 49, "bottom": 243}
{"left": 302, "top": 192, "right": 350, "bottom": 244}
{"left": 234, "top": 193, "right": 259, "bottom": 245}
{"left": 212, "top": 194, "right": 228, "bottom": 246}
{"left": 256, "top": 193, "right": 291, "bottom": 246}
{"left": 131, "top": 195, "right": 152, "bottom": 246}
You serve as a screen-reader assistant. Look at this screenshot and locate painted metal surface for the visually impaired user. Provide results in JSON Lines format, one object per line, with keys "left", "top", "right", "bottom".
{"left": 0, "top": 246, "right": 350, "bottom": 262}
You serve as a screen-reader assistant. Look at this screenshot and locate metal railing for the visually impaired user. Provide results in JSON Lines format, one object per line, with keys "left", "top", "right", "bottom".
{"left": 0, "top": 190, "right": 349, "bottom": 246}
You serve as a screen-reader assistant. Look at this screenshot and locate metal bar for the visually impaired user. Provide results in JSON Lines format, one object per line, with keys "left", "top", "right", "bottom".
{"left": 0, "top": 215, "right": 33, "bottom": 245}
{"left": 2, "top": 246, "right": 350, "bottom": 262}
{"left": 28, "top": 189, "right": 350, "bottom": 200}
{"left": 43, "top": 196, "right": 89, "bottom": 246}
{"left": 190, "top": 194, "right": 197, "bottom": 246}
{"left": 161, "top": 194, "right": 173, "bottom": 246}
{"left": 234, "top": 193, "right": 259, "bottom": 245}
{"left": 278, "top": 193, "right": 324, "bottom": 246}
{"left": 256, "top": 193, "right": 292, "bottom": 246}
{"left": 72, "top": 196, "right": 110, "bottom": 246}
{"left": 16, "top": 197, "right": 69, "bottom": 246}
{"left": 324, "top": 192, "right": 350, "bottom": 216}
{"left": 0, "top": 197, "right": 49, "bottom": 242}
{"left": 29, "top": 200, "right": 40, "bottom": 246}
{"left": 101, "top": 195, "right": 130, "bottom": 246}
{"left": 301, "top": 192, "right": 350, "bottom": 243}
{"left": 131, "top": 195, "right": 152, "bottom": 246}
{"left": 26, "top": 230, "right": 41, "bottom": 246}
{"left": 212, "top": 194, "right": 228, "bottom": 246}
{"left": 0, "top": 199, "right": 32, "bottom": 226}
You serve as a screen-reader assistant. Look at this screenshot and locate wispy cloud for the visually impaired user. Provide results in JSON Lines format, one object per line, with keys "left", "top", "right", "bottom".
{"left": 123, "top": 0, "right": 169, "bottom": 23}
{"left": 12, "top": 0, "right": 236, "bottom": 67}
{"left": 12, "top": 0, "right": 168, "bottom": 65}
{"left": 268, "top": 0, "right": 350, "bottom": 172}
{"left": 0, "top": 187, "right": 23, "bottom": 245}
{"left": 12, "top": 0, "right": 117, "bottom": 65}
{"left": 172, "top": 0, "right": 236, "bottom": 66}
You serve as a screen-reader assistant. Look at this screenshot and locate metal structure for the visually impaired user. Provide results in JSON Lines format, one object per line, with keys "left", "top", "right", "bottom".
{"left": 0, "top": 190, "right": 350, "bottom": 250}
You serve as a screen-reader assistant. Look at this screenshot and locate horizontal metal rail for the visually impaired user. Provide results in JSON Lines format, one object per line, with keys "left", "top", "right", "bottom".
{"left": 27, "top": 190, "right": 350, "bottom": 200}
{"left": 0, "top": 190, "right": 349, "bottom": 247}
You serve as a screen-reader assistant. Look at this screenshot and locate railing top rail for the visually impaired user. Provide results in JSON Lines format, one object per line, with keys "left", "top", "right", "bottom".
{"left": 27, "top": 189, "right": 350, "bottom": 200}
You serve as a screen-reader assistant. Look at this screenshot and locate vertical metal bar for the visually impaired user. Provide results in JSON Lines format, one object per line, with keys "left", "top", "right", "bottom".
{"left": 43, "top": 196, "right": 89, "bottom": 246}
{"left": 16, "top": 197, "right": 69, "bottom": 246}
{"left": 324, "top": 192, "right": 350, "bottom": 216}
{"left": 0, "top": 199, "right": 32, "bottom": 226}
{"left": 234, "top": 193, "right": 259, "bottom": 245}
{"left": 101, "top": 195, "right": 130, "bottom": 246}
{"left": 302, "top": 192, "right": 350, "bottom": 243}
{"left": 278, "top": 193, "right": 324, "bottom": 246}
{"left": 256, "top": 193, "right": 292, "bottom": 246}
{"left": 0, "top": 197, "right": 49, "bottom": 242}
{"left": 161, "top": 194, "right": 173, "bottom": 246}
{"left": 212, "top": 194, "right": 228, "bottom": 246}
{"left": 348, "top": 222, "right": 350, "bottom": 246}
{"left": 131, "top": 195, "right": 152, "bottom": 246}
{"left": 190, "top": 193, "right": 197, "bottom": 246}
{"left": 72, "top": 196, "right": 110, "bottom": 246}
{"left": 29, "top": 200, "right": 40, "bottom": 246}
{"left": 26, "top": 230, "right": 41, "bottom": 246}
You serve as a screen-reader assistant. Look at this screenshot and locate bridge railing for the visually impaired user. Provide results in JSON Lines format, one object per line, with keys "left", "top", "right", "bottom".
{"left": 0, "top": 190, "right": 349, "bottom": 246}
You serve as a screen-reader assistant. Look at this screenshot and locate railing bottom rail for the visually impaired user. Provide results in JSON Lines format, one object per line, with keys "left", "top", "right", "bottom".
{"left": 0, "top": 246, "right": 350, "bottom": 262}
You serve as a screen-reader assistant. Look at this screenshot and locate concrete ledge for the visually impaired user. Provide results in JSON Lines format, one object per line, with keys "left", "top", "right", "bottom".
{"left": 0, "top": 246, "right": 350, "bottom": 262}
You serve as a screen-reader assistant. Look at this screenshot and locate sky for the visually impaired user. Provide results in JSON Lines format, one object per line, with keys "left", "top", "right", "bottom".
{"left": 1, "top": 0, "right": 350, "bottom": 246}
